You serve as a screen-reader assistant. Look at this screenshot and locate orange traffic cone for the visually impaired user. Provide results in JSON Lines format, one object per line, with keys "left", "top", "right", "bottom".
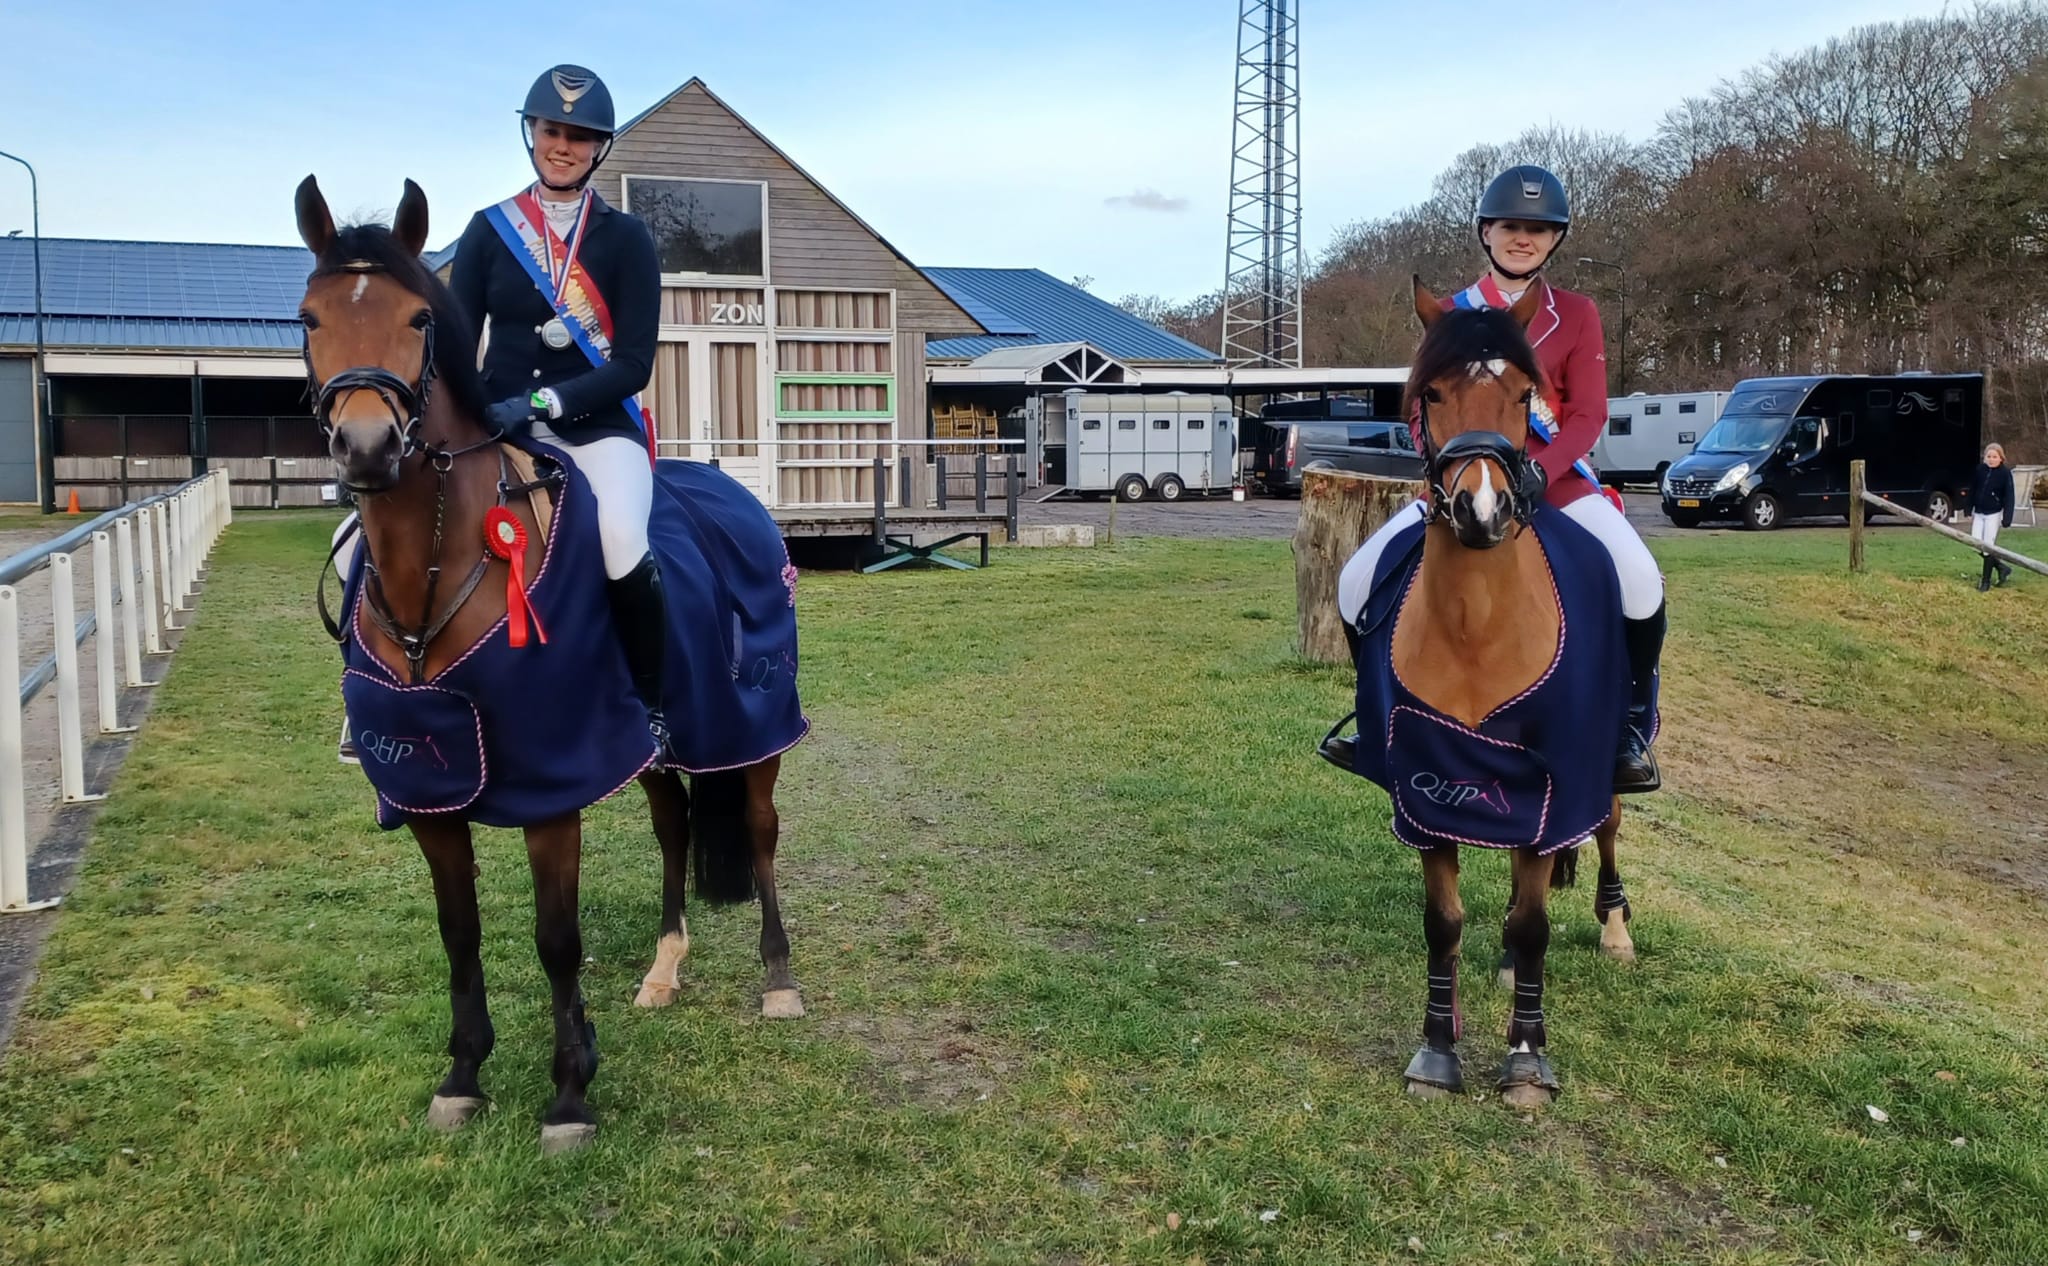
{"left": 65, "top": 489, "right": 80, "bottom": 515}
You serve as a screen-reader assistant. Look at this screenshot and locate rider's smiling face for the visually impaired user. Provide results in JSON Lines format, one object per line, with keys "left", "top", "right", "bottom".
{"left": 530, "top": 120, "right": 604, "bottom": 190}
{"left": 1482, "top": 219, "right": 1561, "bottom": 274}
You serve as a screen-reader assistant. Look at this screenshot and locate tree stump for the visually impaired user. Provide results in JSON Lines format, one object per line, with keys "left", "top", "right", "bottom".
{"left": 1292, "top": 469, "right": 1425, "bottom": 664}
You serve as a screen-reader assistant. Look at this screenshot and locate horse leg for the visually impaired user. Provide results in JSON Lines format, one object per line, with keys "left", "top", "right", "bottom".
{"left": 634, "top": 770, "right": 691, "bottom": 1009}
{"left": 1592, "top": 796, "right": 1635, "bottom": 962}
{"left": 1497, "top": 867, "right": 1518, "bottom": 990}
{"left": 1405, "top": 845, "right": 1465, "bottom": 1098}
{"left": 412, "top": 818, "right": 494, "bottom": 1132}
{"left": 1499, "top": 849, "right": 1561, "bottom": 1109}
{"left": 747, "top": 756, "right": 803, "bottom": 1020}
{"left": 525, "top": 814, "right": 600, "bottom": 1155}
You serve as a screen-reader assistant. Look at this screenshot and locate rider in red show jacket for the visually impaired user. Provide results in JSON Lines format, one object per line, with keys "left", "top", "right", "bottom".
{"left": 1347, "top": 164, "right": 1666, "bottom": 794}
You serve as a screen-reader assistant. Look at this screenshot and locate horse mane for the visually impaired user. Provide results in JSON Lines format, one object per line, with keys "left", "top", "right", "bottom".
{"left": 1403, "top": 305, "right": 1546, "bottom": 421}
{"left": 311, "top": 223, "right": 487, "bottom": 422}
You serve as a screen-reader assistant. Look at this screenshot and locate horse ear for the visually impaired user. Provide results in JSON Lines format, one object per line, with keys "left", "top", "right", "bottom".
{"left": 295, "top": 175, "right": 335, "bottom": 257}
{"left": 1412, "top": 275, "right": 1444, "bottom": 328}
{"left": 1508, "top": 280, "right": 1543, "bottom": 329}
{"left": 394, "top": 179, "right": 430, "bottom": 259}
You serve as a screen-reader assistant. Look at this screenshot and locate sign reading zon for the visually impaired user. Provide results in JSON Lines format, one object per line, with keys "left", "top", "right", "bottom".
{"left": 711, "top": 303, "right": 766, "bottom": 326}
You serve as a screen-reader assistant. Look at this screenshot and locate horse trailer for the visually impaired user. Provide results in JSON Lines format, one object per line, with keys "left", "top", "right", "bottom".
{"left": 1592, "top": 391, "right": 1729, "bottom": 486}
{"left": 1032, "top": 391, "right": 1237, "bottom": 501}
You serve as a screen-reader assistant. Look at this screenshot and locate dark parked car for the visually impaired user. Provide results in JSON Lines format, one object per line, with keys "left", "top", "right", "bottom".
{"left": 1250, "top": 406, "right": 1425, "bottom": 495}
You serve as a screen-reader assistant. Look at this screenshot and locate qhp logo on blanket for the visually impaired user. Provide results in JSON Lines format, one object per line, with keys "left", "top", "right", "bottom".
{"left": 1408, "top": 772, "right": 1513, "bottom": 815}
{"left": 356, "top": 729, "right": 451, "bottom": 771}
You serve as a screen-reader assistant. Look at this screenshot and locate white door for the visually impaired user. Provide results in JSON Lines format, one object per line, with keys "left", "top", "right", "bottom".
{"left": 657, "top": 334, "right": 771, "bottom": 502}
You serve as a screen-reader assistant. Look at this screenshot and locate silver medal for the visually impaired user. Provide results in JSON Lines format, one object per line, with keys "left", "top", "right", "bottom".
{"left": 541, "top": 317, "right": 573, "bottom": 350}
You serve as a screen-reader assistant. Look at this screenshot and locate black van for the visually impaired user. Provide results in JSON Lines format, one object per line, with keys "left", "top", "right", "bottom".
{"left": 1249, "top": 397, "right": 1425, "bottom": 494}
{"left": 1660, "top": 373, "right": 1983, "bottom": 529}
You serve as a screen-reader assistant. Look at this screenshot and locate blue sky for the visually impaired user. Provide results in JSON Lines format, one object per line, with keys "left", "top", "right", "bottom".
{"left": 3, "top": 0, "right": 1966, "bottom": 300}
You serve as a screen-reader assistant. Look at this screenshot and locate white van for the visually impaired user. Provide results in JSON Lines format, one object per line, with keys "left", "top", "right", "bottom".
{"left": 1591, "top": 391, "right": 1728, "bottom": 486}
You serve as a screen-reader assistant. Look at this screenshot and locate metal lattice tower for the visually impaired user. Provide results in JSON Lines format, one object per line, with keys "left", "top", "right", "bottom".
{"left": 1221, "top": 0, "right": 1303, "bottom": 369}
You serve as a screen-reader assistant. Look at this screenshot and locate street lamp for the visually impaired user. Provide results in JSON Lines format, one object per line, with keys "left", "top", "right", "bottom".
{"left": 1578, "top": 256, "right": 1628, "bottom": 395}
{"left": 0, "top": 150, "right": 50, "bottom": 513}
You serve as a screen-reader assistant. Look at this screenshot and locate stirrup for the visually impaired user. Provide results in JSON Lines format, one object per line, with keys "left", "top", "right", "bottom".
{"left": 1318, "top": 733, "right": 1359, "bottom": 772}
{"left": 338, "top": 719, "right": 361, "bottom": 766}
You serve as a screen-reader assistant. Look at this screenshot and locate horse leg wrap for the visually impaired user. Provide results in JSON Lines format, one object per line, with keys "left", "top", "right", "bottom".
{"left": 1497, "top": 1049, "right": 1560, "bottom": 1094}
{"left": 1594, "top": 877, "right": 1631, "bottom": 924}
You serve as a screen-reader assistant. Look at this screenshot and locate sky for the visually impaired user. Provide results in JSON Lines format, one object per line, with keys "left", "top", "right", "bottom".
{"left": 1, "top": 0, "right": 1973, "bottom": 302}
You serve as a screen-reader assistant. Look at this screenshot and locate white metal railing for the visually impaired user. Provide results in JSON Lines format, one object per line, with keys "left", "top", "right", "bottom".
{"left": 0, "top": 471, "right": 233, "bottom": 913}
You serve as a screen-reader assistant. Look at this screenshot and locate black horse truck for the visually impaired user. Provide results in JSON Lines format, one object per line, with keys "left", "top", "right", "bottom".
{"left": 1660, "top": 373, "right": 1983, "bottom": 530}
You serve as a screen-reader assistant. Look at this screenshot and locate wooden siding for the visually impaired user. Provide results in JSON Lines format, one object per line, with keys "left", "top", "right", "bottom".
{"left": 597, "top": 83, "right": 980, "bottom": 339}
{"left": 660, "top": 288, "right": 767, "bottom": 325}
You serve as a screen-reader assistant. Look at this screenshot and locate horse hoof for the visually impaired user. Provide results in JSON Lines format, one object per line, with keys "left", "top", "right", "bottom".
{"left": 761, "top": 988, "right": 806, "bottom": 1020}
{"left": 1600, "top": 911, "right": 1636, "bottom": 962}
{"left": 540, "top": 1122, "right": 598, "bottom": 1156}
{"left": 1501, "top": 1081, "right": 1557, "bottom": 1110}
{"left": 633, "top": 981, "right": 678, "bottom": 1009}
{"left": 1600, "top": 939, "right": 1637, "bottom": 964}
{"left": 425, "top": 1095, "right": 487, "bottom": 1133}
{"left": 1406, "top": 1079, "right": 1456, "bottom": 1100}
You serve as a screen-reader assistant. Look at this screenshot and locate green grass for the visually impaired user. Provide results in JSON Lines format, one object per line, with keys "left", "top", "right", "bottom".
{"left": 1, "top": 517, "right": 2045, "bottom": 1264}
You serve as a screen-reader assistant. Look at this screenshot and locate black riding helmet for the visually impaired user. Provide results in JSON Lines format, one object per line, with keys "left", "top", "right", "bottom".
{"left": 520, "top": 65, "right": 617, "bottom": 192}
{"left": 1475, "top": 165, "right": 1570, "bottom": 281}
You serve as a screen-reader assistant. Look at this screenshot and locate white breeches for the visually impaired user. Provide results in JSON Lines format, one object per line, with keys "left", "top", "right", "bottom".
{"left": 331, "top": 425, "right": 652, "bottom": 582}
{"left": 1971, "top": 513, "right": 2002, "bottom": 548}
{"left": 1337, "top": 494, "right": 1665, "bottom": 627}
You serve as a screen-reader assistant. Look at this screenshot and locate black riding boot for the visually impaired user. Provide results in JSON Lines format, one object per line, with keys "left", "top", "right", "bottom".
{"left": 1996, "top": 559, "right": 2013, "bottom": 587}
{"left": 607, "top": 554, "right": 676, "bottom": 761}
{"left": 1616, "top": 601, "right": 1665, "bottom": 794}
{"left": 1979, "top": 557, "right": 1995, "bottom": 592}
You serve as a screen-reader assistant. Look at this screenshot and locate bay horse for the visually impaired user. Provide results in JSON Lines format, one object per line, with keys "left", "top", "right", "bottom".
{"left": 1326, "top": 279, "right": 1638, "bottom": 1108}
{"left": 295, "top": 177, "right": 805, "bottom": 1154}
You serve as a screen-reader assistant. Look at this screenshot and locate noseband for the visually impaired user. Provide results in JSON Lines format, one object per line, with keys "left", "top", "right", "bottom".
{"left": 304, "top": 260, "right": 440, "bottom": 472}
{"left": 1417, "top": 396, "right": 1548, "bottom": 528}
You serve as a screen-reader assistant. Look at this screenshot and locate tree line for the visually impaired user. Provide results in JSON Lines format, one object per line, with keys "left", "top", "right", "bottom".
{"left": 1119, "top": 2, "right": 2048, "bottom": 459}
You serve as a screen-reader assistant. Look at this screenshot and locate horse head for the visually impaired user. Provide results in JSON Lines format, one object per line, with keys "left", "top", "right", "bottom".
{"left": 1407, "top": 276, "right": 1548, "bottom": 549}
{"left": 295, "top": 176, "right": 484, "bottom": 493}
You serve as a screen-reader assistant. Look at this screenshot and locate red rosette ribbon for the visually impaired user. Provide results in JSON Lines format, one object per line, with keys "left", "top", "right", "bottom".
{"left": 483, "top": 507, "right": 548, "bottom": 648}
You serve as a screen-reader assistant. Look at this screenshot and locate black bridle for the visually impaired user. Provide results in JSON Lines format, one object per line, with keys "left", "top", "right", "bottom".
{"left": 306, "top": 259, "right": 547, "bottom": 683}
{"left": 1416, "top": 393, "right": 1548, "bottom": 530}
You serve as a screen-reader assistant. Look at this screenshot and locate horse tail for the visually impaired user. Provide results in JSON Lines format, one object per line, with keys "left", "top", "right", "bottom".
{"left": 689, "top": 768, "right": 758, "bottom": 905}
{"left": 1551, "top": 843, "right": 1580, "bottom": 890}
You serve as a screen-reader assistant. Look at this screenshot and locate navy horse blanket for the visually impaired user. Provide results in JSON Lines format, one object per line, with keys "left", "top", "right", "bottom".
{"left": 340, "top": 448, "right": 808, "bottom": 830}
{"left": 1341, "top": 506, "right": 1643, "bottom": 854}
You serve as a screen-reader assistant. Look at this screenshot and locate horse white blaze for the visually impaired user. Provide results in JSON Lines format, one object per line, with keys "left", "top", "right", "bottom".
{"left": 1471, "top": 463, "right": 1499, "bottom": 521}
{"left": 351, "top": 275, "right": 369, "bottom": 303}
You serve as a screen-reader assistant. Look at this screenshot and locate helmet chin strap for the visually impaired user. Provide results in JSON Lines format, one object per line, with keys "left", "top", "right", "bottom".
{"left": 1481, "top": 228, "right": 1566, "bottom": 284}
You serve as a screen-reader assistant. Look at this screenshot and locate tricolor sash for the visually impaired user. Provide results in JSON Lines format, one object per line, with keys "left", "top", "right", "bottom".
{"left": 484, "top": 190, "right": 656, "bottom": 461}
{"left": 1450, "top": 278, "right": 1598, "bottom": 486}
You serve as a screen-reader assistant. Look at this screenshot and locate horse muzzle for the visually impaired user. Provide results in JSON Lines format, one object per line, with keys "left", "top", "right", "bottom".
{"left": 330, "top": 418, "right": 404, "bottom": 493}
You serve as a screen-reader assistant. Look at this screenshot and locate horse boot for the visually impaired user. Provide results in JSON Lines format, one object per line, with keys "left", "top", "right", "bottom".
{"left": 1615, "top": 601, "right": 1665, "bottom": 794}
{"left": 606, "top": 554, "right": 677, "bottom": 764}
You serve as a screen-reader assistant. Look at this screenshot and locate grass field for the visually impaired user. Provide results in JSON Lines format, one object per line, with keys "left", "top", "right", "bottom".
{"left": 0, "top": 513, "right": 2044, "bottom": 1265}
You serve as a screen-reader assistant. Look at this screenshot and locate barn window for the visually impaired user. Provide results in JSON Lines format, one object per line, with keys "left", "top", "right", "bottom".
{"left": 623, "top": 175, "right": 768, "bottom": 280}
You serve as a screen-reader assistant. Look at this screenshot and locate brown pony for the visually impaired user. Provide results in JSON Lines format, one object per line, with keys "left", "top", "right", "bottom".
{"left": 1386, "top": 279, "right": 1634, "bottom": 1108}
{"left": 295, "top": 177, "right": 801, "bottom": 1155}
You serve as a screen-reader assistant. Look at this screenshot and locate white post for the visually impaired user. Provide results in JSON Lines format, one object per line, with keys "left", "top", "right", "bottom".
{"left": 51, "top": 553, "right": 102, "bottom": 805}
{"left": 221, "top": 470, "right": 234, "bottom": 529}
{"left": 0, "top": 585, "right": 54, "bottom": 914}
{"left": 156, "top": 503, "right": 180, "bottom": 631}
{"left": 137, "top": 507, "right": 166, "bottom": 653}
{"left": 168, "top": 497, "right": 186, "bottom": 609}
{"left": 116, "top": 515, "right": 147, "bottom": 685}
{"left": 92, "top": 531, "right": 137, "bottom": 734}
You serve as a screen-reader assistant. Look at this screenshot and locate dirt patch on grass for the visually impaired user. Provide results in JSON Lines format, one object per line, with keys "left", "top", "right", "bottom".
{"left": 815, "top": 1009, "right": 1018, "bottom": 1111}
{"left": 1663, "top": 690, "right": 2048, "bottom": 898}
